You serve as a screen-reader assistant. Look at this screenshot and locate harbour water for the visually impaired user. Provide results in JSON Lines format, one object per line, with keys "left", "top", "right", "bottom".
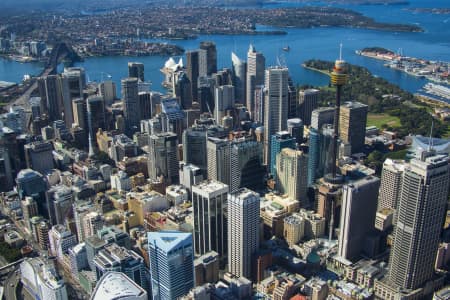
{"left": 1, "top": 0, "right": 449, "bottom": 97}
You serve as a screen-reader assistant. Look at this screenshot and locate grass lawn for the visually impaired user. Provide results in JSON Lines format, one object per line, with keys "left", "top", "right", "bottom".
{"left": 367, "top": 113, "right": 401, "bottom": 128}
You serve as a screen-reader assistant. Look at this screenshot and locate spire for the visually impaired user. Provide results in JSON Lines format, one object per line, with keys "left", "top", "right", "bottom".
{"left": 248, "top": 43, "right": 255, "bottom": 53}
{"left": 339, "top": 42, "right": 343, "bottom": 61}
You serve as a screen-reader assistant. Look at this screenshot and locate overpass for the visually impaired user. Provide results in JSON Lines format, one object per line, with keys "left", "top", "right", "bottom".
{"left": 0, "top": 258, "right": 24, "bottom": 273}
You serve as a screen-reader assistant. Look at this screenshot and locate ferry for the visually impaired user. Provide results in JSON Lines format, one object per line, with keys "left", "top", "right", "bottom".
{"left": 423, "top": 83, "right": 450, "bottom": 100}
{"left": 282, "top": 46, "right": 290, "bottom": 52}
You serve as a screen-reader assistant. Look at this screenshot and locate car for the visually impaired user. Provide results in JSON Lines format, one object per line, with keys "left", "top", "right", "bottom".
{"left": 10, "top": 283, "right": 14, "bottom": 287}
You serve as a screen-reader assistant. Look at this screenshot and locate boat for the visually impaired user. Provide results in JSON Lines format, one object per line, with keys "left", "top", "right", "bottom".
{"left": 282, "top": 46, "right": 290, "bottom": 52}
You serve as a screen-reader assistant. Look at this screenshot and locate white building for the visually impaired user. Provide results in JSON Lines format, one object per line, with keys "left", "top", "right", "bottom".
{"left": 48, "top": 225, "right": 77, "bottom": 261}
{"left": 111, "top": 170, "right": 132, "bottom": 192}
{"left": 91, "top": 271, "right": 147, "bottom": 300}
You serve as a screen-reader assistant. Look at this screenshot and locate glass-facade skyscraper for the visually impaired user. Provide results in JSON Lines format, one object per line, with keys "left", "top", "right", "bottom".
{"left": 148, "top": 231, "right": 194, "bottom": 300}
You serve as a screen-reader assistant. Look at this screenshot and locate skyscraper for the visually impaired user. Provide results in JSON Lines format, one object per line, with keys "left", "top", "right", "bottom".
{"left": 186, "top": 50, "right": 200, "bottom": 101}
{"left": 311, "top": 106, "right": 335, "bottom": 130}
{"left": 338, "top": 176, "right": 380, "bottom": 261}
{"left": 228, "top": 188, "right": 260, "bottom": 279}
{"left": 122, "top": 78, "right": 140, "bottom": 135}
{"left": 287, "top": 118, "right": 303, "bottom": 145}
{"left": 276, "top": 148, "right": 308, "bottom": 203}
{"left": 148, "top": 231, "right": 194, "bottom": 300}
{"left": 174, "top": 72, "right": 193, "bottom": 109}
{"left": 246, "top": 45, "right": 265, "bottom": 113}
{"left": 183, "top": 126, "right": 208, "bottom": 175}
{"left": 231, "top": 52, "right": 247, "bottom": 105}
{"left": 24, "top": 141, "right": 54, "bottom": 175}
{"left": 72, "top": 98, "right": 87, "bottom": 135}
{"left": 200, "top": 41, "right": 217, "bottom": 75}
{"left": 128, "top": 62, "right": 145, "bottom": 82}
{"left": 270, "top": 131, "right": 296, "bottom": 176}
{"left": 298, "top": 89, "right": 319, "bottom": 126}
{"left": 16, "top": 169, "right": 47, "bottom": 218}
{"left": 377, "top": 159, "right": 405, "bottom": 211}
{"left": 263, "top": 67, "right": 289, "bottom": 166}
{"left": 230, "top": 139, "right": 265, "bottom": 193}
{"left": 207, "top": 137, "right": 230, "bottom": 185}
{"left": 339, "top": 101, "right": 368, "bottom": 154}
{"left": 214, "top": 85, "right": 234, "bottom": 125}
{"left": 87, "top": 96, "right": 106, "bottom": 138}
{"left": 192, "top": 180, "right": 229, "bottom": 257}
{"left": 387, "top": 153, "right": 449, "bottom": 291}
{"left": 147, "top": 132, "right": 179, "bottom": 184}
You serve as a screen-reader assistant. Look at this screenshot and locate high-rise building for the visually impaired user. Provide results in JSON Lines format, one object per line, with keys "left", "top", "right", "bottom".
{"left": 38, "top": 75, "right": 62, "bottom": 122}
{"left": 338, "top": 176, "right": 380, "bottom": 261}
{"left": 128, "top": 62, "right": 145, "bottom": 82}
{"left": 270, "top": 131, "right": 295, "bottom": 176}
{"left": 276, "top": 148, "right": 308, "bottom": 204}
{"left": 214, "top": 85, "right": 234, "bottom": 125}
{"left": 246, "top": 45, "right": 265, "bottom": 113}
{"left": 87, "top": 96, "right": 106, "bottom": 143}
{"left": 46, "top": 185, "right": 73, "bottom": 226}
{"left": 287, "top": 118, "right": 303, "bottom": 145}
{"left": 147, "top": 132, "right": 179, "bottom": 184}
{"left": 138, "top": 91, "right": 152, "bottom": 121}
{"left": 231, "top": 52, "right": 247, "bottom": 104}
{"left": 122, "top": 78, "right": 140, "bottom": 135}
{"left": 99, "top": 80, "right": 117, "bottom": 106}
{"left": 16, "top": 169, "right": 48, "bottom": 218}
{"left": 186, "top": 50, "right": 201, "bottom": 101}
{"left": 230, "top": 139, "right": 265, "bottom": 193}
{"left": 192, "top": 180, "right": 229, "bottom": 258}
{"left": 377, "top": 159, "right": 405, "bottom": 210}
{"left": 93, "top": 243, "right": 148, "bottom": 290}
{"left": 387, "top": 153, "right": 449, "bottom": 291}
{"left": 148, "top": 231, "right": 194, "bottom": 300}
{"left": 48, "top": 224, "right": 77, "bottom": 260}
{"left": 183, "top": 126, "right": 208, "bottom": 175}
{"left": 82, "top": 212, "right": 105, "bottom": 240}
{"left": 174, "top": 72, "right": 192, "bottom": 109}
{"left": 91, "top": 272, "right": 148, "bottom": 300}
{"left": 288, "top": 77, "right": 297, "bottom": 118}
{"left": 228, "top": 188, "right": 260, "bottom": 279}
{"left": 24, "top": 140, "right": 54, "bottom": 175}
{"left": 207, "top": 137, "right": 230, "bottom": 185}
{"left": 20, "top": 257, "right": 68, "bottom": 300}
{"left": 298, "top": 89, "right": 319, "bottom": 126}
{"left": 200, "top": 41, "right": 217, "bottom": 75}
{"left": 0, "top": 146, "right": 13, "bottom": 191}
{"left": 264, "top": 67, "right": 289, "bottom": 166}
{"left": 72, "top": 98, "right": 87, "bottom": 134}
{"left": 339, "top": 101, "right": 368, "bottom": 154}
{"left": 97, "top": 225, "right": 131, "bottom": 249}
{"left": 311, "top": 106, "right": 335, "bottom": 130}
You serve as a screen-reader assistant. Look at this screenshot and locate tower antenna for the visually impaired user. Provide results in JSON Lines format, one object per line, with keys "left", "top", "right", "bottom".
{"left": 339, "top": 43, "right": 343, "bottom": 60}
{"left": 428, "top": 120, "right": 434, "bottom": 151}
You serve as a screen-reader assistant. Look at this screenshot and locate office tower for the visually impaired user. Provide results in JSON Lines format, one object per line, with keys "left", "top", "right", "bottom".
{"left": 63, "top": 67, "right": 85, "bottom": 98}
{"left": 82, "top": 212, "right": 105, "bottom": 239}
{"left": 287, "top": 118, "right": 303, "bottom": 145}
{"left": 339, "top": 101, "right": 368, "bottom": 154}
{"left": 91, "top": 272, "right": 148, "bottom": 300}
{"left": 160, "top": 98, "right": 186, "bottom": 141}
{"left": 0, "top": 147, "right": 13, "bottom": 191}
{"left": 308, "top": 125, "right": 335, "bottom": 186}
{"left": 99, "top": 80, "right": 117, "bottom": 106}
{"left": 228, "top": 188, "right": 260, "bottom": 278}
{"left": 21, "top": 196, "right": 38, "bottom": 230}
{"left": 85, "top": 236, "right": 109, "bottom": 271}
{"left": 186, "top": 50, "right": 201, "bottom": 101}
{"left": 377, "top": 159, "right": 405, "bottom": 210}
{"left": 311, "top": 106, "right": 335, "bottom": 130}
{"left": 387, "top": 154, "right": 449, "bottom": 290}
{"left": 270, "top": 131, "right": 296, "bottom": 176}
{"left": 231, "top": 52, "right": 247, "bottom": 104}
{"left": 72, "top": 98, "right": 87, "bottom": 133}
{"left": 68, "top": 243, "right": 88, "bottom": 276}
{"left": 194, "top": 251, "right": 220, "bottom": 286}
{"left": 16, "top": 170, "right": 47, "bottom": 218}
{"left": 93, "top": 243, "right": 148, "bottom": 290}
{"left": 253, "top": 85, "right": 265, "bottom": 124}
{"left": 48, "top": 224, "right": 77, "bottom": 260}
{"left": 192, "top": 180, "right": 229, "bottom": 258}
{"left": 138, "top": 91, "right": 152, "bottom": 120}
{"left": 24, "top": 140, "right": 54, "bottom": 175}
{"left": 207, "top": 137, "right": 230, "bottom": 185}
{"left": 264, "top": 67, "right": 289, "bottom": 166}
{"left": 288, "top": 77, "right": 297, "bottom": 118}
{"left": 214, "top": 85, "right": 234, "bottom": 125}
{"left": 174, "top": 72, "right": 192, "bottom": 109}
{"left": 276, "top": 148, "right": 308, "bottom": 203}
{"left": 87, "top": 95, "right": 106, "bottom": 137}
{"left": 122, "top": 78, "right": 140, "bottom": 135}
{"left": 147, "top": 132, "right": 179, "bottom": 184}
{"left": 97, "top": 226, "right": 131, "bottom": 249}
{"left": 230, "top": 139, "right": 265, "bottom": 193}
{"left": 298, "top": 89, "right": 319, "bottom": 126}
{"left": 37, "top": 220, "right": 50, "bottom": 250}
{"left": 246, "top": 44, "right": 265, "bottom": 112}
{"left": 197, "top": 75, "right": 215, "bottom": 113}
{"left": 148, "top": 231, "right": 194, "bottom": 300}
{"left": 179, "top": 163, "right": 204, "bottom": 193}
{"left": 128, "top": 62, "right": 145, "bottom": 82}
{"left": 200, "top": 41, "right": 217, "bottom": 75}
{"left": 46, "top": 185, "right": 73, "bottom": 226}
{"left": 338, "top": 176, "right": 380, "bottom": 261}
{"left": 20, "top": 257, "right": 68, "bottom": 300}
{"left": 38, "top": 75, "right": 61, "bottom": 121}
{"left": 183, "top": 126, "right": 208, "bottom": 175}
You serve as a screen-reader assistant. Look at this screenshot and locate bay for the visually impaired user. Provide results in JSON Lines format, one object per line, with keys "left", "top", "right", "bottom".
{"left": 1, "top": 0, "right": 449, "bottom": 99}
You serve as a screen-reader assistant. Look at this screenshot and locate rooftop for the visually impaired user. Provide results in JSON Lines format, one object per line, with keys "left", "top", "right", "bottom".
{"left": 91, "top": 271, "right": 146, "bottom": 300}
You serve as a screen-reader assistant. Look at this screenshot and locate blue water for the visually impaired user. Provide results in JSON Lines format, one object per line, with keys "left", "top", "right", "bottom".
{"left": 1, "top": 0, "right": 449, "bottom": 97}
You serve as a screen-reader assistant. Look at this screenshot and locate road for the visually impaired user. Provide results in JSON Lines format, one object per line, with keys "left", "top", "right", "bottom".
{"left": 4, "top": 266, "right": 21, "bottom": 300}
